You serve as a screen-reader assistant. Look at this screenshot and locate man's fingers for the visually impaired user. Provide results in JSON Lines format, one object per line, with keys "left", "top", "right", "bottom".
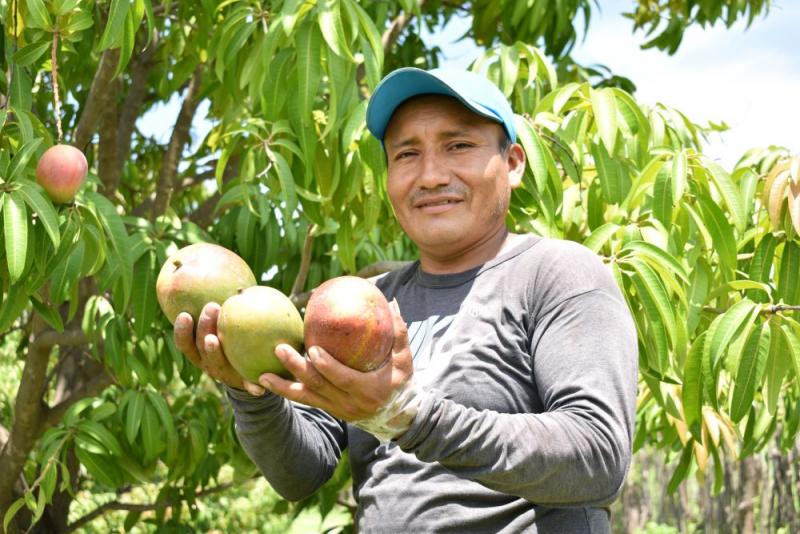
{"left": 273, "top": 344, "right": 329, "bottom": 392}
{"left": 242, "top": 380, "right": 266, "bottom": 396}
{"left": 195, "top": 302, "right": 221, "bottom": 354}
{"left": 174, "top": 313, "right": 202, "bottom": 368}
{"left": 388, "top": 299, "right": 413, "bottom": 375}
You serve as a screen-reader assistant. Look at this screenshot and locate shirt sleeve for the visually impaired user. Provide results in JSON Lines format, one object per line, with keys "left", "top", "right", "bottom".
{"left": 226, "top": 387, "right": 348, "bottom": 501}
{"left": 394, "top": 251, "right": 639, "bottom": 507}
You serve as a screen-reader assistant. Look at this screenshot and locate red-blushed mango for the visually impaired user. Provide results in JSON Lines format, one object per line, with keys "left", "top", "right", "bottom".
{"left": 35, "top": 144, "right": 88, "bottom": 203}
{"left": 155, "top": 243, "right": 257, "bottom": 324}
{"left": 217, "top": 286, "right": 304, "bottom": 381}
{"left": 304, "top": 276, "right": 393, "bottom": 372}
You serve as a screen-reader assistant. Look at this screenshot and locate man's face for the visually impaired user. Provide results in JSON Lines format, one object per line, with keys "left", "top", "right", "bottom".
{"left": 383, "top": 94, "right": 525, "bottom": 261}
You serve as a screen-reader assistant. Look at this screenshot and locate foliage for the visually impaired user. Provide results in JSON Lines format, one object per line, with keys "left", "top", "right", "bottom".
{"left": 0, "top": 0, "right": 793, "bottom": 531}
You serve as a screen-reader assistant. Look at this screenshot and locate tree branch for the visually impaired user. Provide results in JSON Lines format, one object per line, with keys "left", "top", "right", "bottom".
{"left": 148, "top": 65, "right": 205, "bottom": 220}
{"left": 66, "top": 482, "right": 234, "bottom": 532}
{"left": 0, "top": 324, "right": 86, "bottom": 517}
{"left": 116, "top": 33, "right": 160, "bottom": 177}
{"left": 97, "top": 73, "right": 122, "bottom": 195}
{"left": 290, "top": 225, "right": 317, "bottom": 299}
{"left": 72, "top": 48, "right": 121, "bottom": 150}
{"left": 703, "top": 304, "right": 800, "bottom": 315}
{"left": 188, "top": 155, "right": 241, "bottom": 228}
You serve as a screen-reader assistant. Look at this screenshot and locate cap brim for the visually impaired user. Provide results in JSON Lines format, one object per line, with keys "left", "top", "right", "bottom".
{"left": 366, "top": 68, "right": 502, "bottom": 142}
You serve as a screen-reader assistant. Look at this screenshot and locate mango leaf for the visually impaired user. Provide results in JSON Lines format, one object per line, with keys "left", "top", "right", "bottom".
{"left": 97, "top": 0, "right": 131, "bottom": 50}
{"left": 696, "top": 195, "right": 737, "bottom": 282}
{"left": 24, "top": 0, "right": 51, "bottom": 29}
{"left": 4, "top": 192, "right": 29, "bottom": 283}
{"left": 682, "top": 332, "right": 707, "bottom": 434}
{"left": 295, "top": 21, "right": 323, "bottom": 124}
{"left": 30, "top": 295, "right": 64, "bottom": 332}
{"left": 730, "top": 321, "right": 770, "bottom": 422}
{"left": 621, "top": 240, "right": 689, "bottom": 284}
{"left": 671, "top": 149, "right": 688, "bottom": 203}
{"left": 86, "top": 192, "right": 133, "bottom": 309}
{"left": 318, "top": 0, "right": 353, "bottom": 60}
{"left": 764, "top": 320, "right": 790, "bottom": 415}
{"left": 145, "top": 391, "right": 178, "bottom": 464}
{"left": 75, "top": 447, "right": 123, "bottom": 488}
{"left": 4, "top": 499, "right": 26, "bottom": 533}
{"left": 77, "top": 420, "right": 123, "bottom": 456}
{"left": 652, "top": 166, "right": 673, "bottom": 227}
{"left": 591, "top": 141, "right": 630, "bottom": 204}
{"left": 7, "top": 138, "right": 43, "bottom": 181}
{"left": 583, "top": 223, "right": 620, "bottom": 253}
{"left": 702, "top": 158, "right": 746, "bottom": 232}
{"left": 125, "top": 391, "right": 145, "bottom": 444}
{"left": 777, "top": 241, "right": 800, "bottom": 305}
{"left": 12, "top": 41, "right": 51, "bottom": 66}
{"left": 17, "top": 179, "right": 59, "bottom": 248}
{"left": 141, "top": 403, "right": 162, "bottom": 461}
{"left": 131, "top": 251, "right": 157, "bottom": 339}
{"left": 590, "top": 87, "right": 618, "bottom": 154}
{"left": 667, "top": 444, "right": 693, "bottom": 494}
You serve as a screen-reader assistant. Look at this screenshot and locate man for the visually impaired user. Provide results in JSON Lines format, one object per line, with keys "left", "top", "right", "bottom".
{"left": 175, "top": 67, "right": 639, "bottom": 532}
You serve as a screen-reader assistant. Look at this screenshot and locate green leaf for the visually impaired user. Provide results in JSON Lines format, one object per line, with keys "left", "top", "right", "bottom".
{"left": 125, "top": 391, "right": 145, "bottom": 444}
{"left": 730, "top": 321, "right": 770, "bottom": 422}
{"left": 75, "top": 447, "right": 122, "bottom": 488}
{"left": 515, "top": 117, "right": 551, "bottom": 194}
{"left": 77, "top": 420, "right": 123, "bottom": 456}
{"left": 682, "top": 332, "right": 707, "bottom": 433}
{"left": 667, "top": 444, "right": 693, "bottom": 494}
{"left": 748, "top": 233, "right": 776, "bottom": 302}
{"left": 4, "top": 498, "right": 26, "bottom": 533}
{"left": 17, "top": 179, "right": 59, "bottom": 248}
{"left": 8, "top": 138, "right": 43, "bottom": 181}
{"left": 131, "top": 251, "right": 156, "bottom": 339}
{"left": 696, "top": 195, "right": 737, "bottom": 282}
{"left": 269, "top": 150, "right": 298, "bottom": 215}
{"left": 671, "top": 149, "right": 688, "bottom": 203}
{"left": 590, "top": 87, "right": 618, "bottom": 154}
{"left": 702, "top": 158, "right": 746, "bottom": 232}
{"left": 295, "top": 21, "right": 323, "bottom": 124}
{"left": 652, "top": 166, "right": 672, "bottom": 227}
{"left": 97, "top": 0, "right": 131, "bottom": 50}
{"left": 583, "top": 222, "right": 620, "bottom": 253}
{"left": 778, "top": 241, "right": 800, "bottom": 305}
{"left": 318, "top": 0, "right": 353, "bottom": 60}
{"left": 4, "top": 192, "right": 29, "bottom": 283}
{"left": 30, "top": 295, "right": 64, "bottom": 332}
{"left": 145, "top": 391, "right": 177, "bottom": 463}
{"left": 64, "top": 9, "right": 94, "bottom": 33}
{"left": 0, "top": 283, "right": 31, "bottom": 332}
{"left": 12, "top": 41, "right": 51, "bottom": 66}
{"left": 627, "top": 257, "right": 677, "bottom": 350}
{"left": 141, "top": 403, "right": 162, "bottom": 460}
{"left": 10, "top": 67, "right": 33, "bottom": 111}
{"left": 591, "top": 141, "right": 630, "bottom": 204}
{"left": 86, "top": 192, "right": 132, "bottom": 309}
{"left": 621, "top": 240, "right": 689, "bottom": 284}
{"left": 781, "top": 320, "right": 800, "bottom": 384}
{"left": 24, "top": 0, "right": 52, "bottom": 29}
{"left": 764, "top": 320, "right": 790, "bottom": 415}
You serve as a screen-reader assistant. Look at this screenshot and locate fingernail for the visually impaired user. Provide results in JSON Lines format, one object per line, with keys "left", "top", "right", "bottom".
{"left": 392, "top": 299, "right": 400, "bottom": 313}
{"left": 308, "top": 346, "right": 319, "bottom": 360}
{"left": 259, "top": 375, "right": 273, "bottom": 390}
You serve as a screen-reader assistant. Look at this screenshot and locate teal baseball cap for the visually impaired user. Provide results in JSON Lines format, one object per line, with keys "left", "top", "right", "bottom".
{"left": 366, "top": 67, "right": 517, "bottom": 144}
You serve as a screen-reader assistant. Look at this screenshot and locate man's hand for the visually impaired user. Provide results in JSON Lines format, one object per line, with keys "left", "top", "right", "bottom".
{"left": 258, "top": 300, "right": 414, "bottom": 423}
{"left": 173, "top": 302, "right": 266, "bottom": 396}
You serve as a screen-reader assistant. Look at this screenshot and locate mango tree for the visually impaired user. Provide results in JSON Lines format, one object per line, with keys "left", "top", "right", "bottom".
{"left": 0, "top": 0, "right": 793, "bottom": 531}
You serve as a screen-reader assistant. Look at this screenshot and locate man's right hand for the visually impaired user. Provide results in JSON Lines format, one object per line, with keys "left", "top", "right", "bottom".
{"left": 173, "top": 302, "right": 266, "bottom": 396}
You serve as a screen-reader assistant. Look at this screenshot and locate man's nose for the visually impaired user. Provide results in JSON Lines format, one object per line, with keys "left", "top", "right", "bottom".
{"left": 417, "top": 150, "right": 450, "bottom": 189}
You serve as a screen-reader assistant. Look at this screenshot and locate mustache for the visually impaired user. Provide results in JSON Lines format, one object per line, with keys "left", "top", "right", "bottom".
{"left": 409, "top": 186, "right": 468, "bottom": 205}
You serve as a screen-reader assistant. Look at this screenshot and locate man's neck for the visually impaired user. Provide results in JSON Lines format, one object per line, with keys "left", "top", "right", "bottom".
{"left": 418, "top": 228, "right": 522, "bottom": 275}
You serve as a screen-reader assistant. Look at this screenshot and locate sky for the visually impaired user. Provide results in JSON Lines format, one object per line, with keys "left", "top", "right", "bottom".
{"left": 143, "top": 1, "right": 799, "bottom": 171}
{"left": 424, "top": 0, "right": 800, "bottom": 169}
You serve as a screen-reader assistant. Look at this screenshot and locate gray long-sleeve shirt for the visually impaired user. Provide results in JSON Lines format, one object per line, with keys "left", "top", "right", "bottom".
{"left": 227, "top": 235, "right": 639, "bottom": 533}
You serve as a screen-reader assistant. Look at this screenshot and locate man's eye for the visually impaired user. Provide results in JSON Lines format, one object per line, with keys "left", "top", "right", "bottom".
{"left": 395, "top": 151, "right": 415, "bottom": 160}
{"left": 450, "top": 142, "right": 472, "bottom": 150}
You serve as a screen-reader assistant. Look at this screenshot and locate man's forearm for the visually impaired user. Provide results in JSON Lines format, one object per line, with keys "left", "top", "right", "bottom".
{"left": 227, "top": 387, "right": 347, "bottom": 500}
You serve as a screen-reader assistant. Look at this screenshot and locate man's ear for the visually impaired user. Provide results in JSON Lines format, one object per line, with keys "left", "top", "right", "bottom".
{"left": 506, "top": 143, "right": 526, "bottom": 189}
